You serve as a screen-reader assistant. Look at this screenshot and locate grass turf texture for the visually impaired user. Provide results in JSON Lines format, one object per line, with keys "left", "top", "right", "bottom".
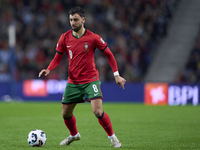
{"left": 0, "top": 102, "right": 200, "bottom": 150}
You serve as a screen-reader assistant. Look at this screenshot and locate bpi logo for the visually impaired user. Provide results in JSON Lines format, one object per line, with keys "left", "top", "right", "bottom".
{"left": 23, "top": 79, "right": 68, "bottom": 97}
{"left": 168, "top": 85, "right": 199, "bottom": 106}
{"left": 23, "top": 80, "right": 47, "bottom": 96}
{"left": 145, "top": 83, "right": 168, "bottom": 105}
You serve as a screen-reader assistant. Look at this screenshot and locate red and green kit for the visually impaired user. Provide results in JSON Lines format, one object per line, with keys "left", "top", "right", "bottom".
{"left": 47, "top": 29, "right": 119, "bottom": 103}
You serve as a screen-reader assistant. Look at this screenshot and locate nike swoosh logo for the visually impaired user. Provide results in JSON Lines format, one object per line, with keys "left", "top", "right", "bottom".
{"left": 94, "top": 93, "right": 99, "bottom": 96}
{"left": 67, "top": 45, "right": 72, "bottom": 48}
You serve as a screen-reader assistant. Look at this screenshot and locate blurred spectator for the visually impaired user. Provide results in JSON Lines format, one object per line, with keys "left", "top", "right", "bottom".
{"left": 176, "top": 25, "right": 200, "bottom": 83}
{"left": 0, "top": 0, "right": 178, "bottom": 82}
{"left": 0, "top": 42, "right": 11, "bottom": 81}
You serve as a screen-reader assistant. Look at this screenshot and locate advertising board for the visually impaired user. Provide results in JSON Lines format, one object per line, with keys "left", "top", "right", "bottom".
{"left": 0, "top": 80, "right": 199, "bottom": 105}
{"left": 144, "top": 83, "right": 199, "bottom": 106}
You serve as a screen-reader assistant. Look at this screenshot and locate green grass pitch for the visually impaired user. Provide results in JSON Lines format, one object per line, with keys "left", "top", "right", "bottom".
{"left": 0, "top": 102, "right": 200, "bottom": 150}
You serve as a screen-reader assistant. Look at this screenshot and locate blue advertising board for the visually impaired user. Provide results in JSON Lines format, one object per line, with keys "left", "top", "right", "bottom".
{"left": 0, "top": 80, "right": 144, "bottom": 103}
{"left": 0, "top": 80, "right": 199, "bottom": 105}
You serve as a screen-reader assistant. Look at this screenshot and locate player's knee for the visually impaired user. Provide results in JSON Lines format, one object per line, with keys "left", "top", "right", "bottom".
{"left": 93, "top": 110, "right": 103, "bottom": 118}
{"left": 62, "top": 111, "right": 72, "bottom": 119}
{"left": 61, "top": 111, "right": 66, "bottom": 118}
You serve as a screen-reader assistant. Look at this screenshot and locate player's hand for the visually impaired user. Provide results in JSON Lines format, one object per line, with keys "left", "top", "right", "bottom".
{"left": 114, "top": 75, "right": 126, "bottom": 89}
{"left": 38, "top": 69, "right": 50, "bottom": 77}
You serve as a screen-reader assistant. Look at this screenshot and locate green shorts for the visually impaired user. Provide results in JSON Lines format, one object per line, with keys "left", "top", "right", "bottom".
{"left": 62, "top": 81, "right": 103, "bottom": 104}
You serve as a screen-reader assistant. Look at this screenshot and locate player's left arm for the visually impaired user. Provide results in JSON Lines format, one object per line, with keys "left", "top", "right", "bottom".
{"left": 102, "top": 47, "right": 126, "bottom": 89}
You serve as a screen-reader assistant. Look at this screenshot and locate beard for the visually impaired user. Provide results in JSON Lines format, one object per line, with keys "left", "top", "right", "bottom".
{"left": 72, "top": 24, "right": 82, "bottom": 32}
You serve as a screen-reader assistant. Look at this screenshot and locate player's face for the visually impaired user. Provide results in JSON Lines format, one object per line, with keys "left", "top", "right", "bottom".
{"left": 69, "top": 13, "right": 85, "bottom": 32}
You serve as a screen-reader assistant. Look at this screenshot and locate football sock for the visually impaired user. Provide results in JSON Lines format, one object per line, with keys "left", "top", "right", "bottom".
{"left": 98, "top": 112, "right": 114, "bottom": 136}
{"left": 64, "top": 114, "right": 78, "bottom": 136}
{"left": 108, "top": 133, "right": 115, "bottom": 139}
{"left": 70, "top": 133, "right": 80, "bottom": 138}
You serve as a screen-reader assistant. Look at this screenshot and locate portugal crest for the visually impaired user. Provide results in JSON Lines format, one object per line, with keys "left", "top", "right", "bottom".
{"left": 83, "top": 43, "right": 89, "bottom": 52}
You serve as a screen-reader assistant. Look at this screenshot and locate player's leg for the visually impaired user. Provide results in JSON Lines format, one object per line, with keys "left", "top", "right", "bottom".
{"left": 60, "top": 83, "right": 84, "bottom": 146}
{"left": 85, "top": 81, "right": 121, "bottom": 147}
{"left": 85, "top": 81, "right": 114, "bottom": 136}
{"left": 62, "top": 103, "right": 78, "bottom": 136}
{"left": 91, "top": 99, "right": 121, "bottom": 148}
{"left": 60, "top": 103, "right": 81, "bottom": 145}
{"left": 91, "top": 99, "right": 113, "bottom": 135}
{"left": 60, "top": 103, "right": 81, "bottom": 146}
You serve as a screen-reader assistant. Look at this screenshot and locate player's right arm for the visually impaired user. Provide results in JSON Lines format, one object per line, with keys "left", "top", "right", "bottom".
{"left": 38, "top": 52, "right": 63, "bottom": 77}
{"left": 39, "top": 34, "right": 66, "bottom": 77}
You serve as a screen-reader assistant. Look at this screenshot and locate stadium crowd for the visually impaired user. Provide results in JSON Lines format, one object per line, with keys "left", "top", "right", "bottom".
{"left": 175, "top": 25, "right": 200, "bottom": 83}
{"left": 0, "top": 0, "right": 178, "bottom": 82}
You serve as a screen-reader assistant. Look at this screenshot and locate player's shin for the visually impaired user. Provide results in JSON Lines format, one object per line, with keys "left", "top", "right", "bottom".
{"left": 64, "top": 114, "right": 78, "bottom": 136}
{"left": 97, "top": 112, "right": 114, "bottom": 136}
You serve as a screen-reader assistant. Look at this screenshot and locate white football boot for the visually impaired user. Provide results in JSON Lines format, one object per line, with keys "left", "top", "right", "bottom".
{"left": 109, "top": 134, "right": 122, "bottom": 148}
{"left": 60, "top": 133, "right": 81, "bottom": 145}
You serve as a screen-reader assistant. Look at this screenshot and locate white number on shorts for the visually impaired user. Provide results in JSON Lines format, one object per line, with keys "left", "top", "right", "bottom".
{"left": 69, "top": 50, "right": 73, "bottom": 59}
{"left": 92, "top": 84, "right": 98, "bottom": 93}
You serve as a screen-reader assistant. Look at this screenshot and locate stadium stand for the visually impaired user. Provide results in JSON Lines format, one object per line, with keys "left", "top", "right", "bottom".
{"left": 175, "top": 26, "right": 200, "bottom": 83}
{"left": 145, "top": 0, "right": 200, "bottom": 83}
{"left": 0, "top": 0, "right": 178, "bottom": 82}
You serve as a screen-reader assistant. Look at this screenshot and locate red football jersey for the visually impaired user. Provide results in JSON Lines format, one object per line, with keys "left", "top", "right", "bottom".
{"left": 56, "top": 29, "right": 108, "bottom": 84}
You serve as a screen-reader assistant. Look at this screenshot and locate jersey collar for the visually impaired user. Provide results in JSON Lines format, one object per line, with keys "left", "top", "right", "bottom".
{"left": 72, "top": 29, "right": 87, "bottom": 39}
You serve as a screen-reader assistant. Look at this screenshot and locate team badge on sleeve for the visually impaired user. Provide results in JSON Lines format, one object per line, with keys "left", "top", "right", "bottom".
{"left": 83, "top": 43, "right": 89, "bottom": 52}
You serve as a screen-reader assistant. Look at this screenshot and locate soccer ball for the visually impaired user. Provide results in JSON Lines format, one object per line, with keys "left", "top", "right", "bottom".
{"left": 27, "top": 129, "right": 47, "bottom": 147}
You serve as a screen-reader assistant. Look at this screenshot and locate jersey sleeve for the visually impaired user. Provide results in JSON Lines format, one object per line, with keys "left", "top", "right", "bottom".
{"left": 47, "top": 53, "right": 63, "bottom": 71}
{"left": 94, "top": 34, "right": 119, "bottom": 75}
{"left": 56, "top": 34, "right": 66, "bottom": 54}
{"left": 103, "top": 47, "right": 118, "bottom": 74}
{"left": 94, "top": 34, "right": 108, "bottom": 52}
{"left": 47, "top": 34, "right": 66, "bottom": 71}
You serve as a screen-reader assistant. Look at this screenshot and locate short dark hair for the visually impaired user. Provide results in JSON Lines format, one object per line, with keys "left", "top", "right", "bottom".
{"left": 69, "top": 6, "right": 85, "bottom": 17}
